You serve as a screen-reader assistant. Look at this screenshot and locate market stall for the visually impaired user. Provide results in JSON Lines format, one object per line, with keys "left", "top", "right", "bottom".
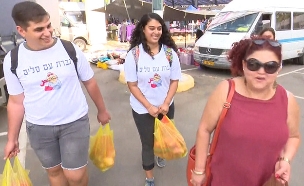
{"left": 93, "top": 0, "right": 215, "bottom": 21}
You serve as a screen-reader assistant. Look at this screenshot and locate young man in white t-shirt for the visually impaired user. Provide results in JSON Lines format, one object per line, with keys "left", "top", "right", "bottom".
{"left": 3, "top": 2, "right": 110, "bottom": 186}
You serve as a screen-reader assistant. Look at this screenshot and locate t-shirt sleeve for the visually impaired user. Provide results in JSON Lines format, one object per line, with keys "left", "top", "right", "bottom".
{"left": 3, "top": 52, "right": 24, "bottom": 95}
{"left": 74, "top": 44, "right": 94, "bottom": 81}
{"left": 170, "top": 51, "right": 182, "bottom": 80}
{"left": 124, "top": 50, "right": 138, "bottom": 82}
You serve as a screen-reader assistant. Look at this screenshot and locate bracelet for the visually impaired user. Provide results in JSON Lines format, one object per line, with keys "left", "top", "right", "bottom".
{"left": 191, "top": 169, "right": 205, "bottom": 175}
{"left": 278, "top": 157, "right": 291, "bottom": 164}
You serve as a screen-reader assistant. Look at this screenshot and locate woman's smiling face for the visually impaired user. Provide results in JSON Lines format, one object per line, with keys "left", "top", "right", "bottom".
{"left": 143, "top": 19, "right": 162, "bottom": 45}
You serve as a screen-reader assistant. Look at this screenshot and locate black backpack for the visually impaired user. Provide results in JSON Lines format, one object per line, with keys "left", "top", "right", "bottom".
{"left": 10, "top": 39, "right": 78, "bottom": 77}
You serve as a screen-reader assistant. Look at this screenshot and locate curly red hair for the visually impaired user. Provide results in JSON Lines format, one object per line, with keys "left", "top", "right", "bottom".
{"left": 227, "top": 36, "right": 282, "bottom": 76}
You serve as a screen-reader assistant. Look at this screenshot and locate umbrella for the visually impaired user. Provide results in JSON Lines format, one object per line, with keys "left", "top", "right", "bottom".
{"left": 93, "top": 0, "right": 214, "bottom": 21}
{"left": 186, "top": 5, "right": 197, "bottom": 11}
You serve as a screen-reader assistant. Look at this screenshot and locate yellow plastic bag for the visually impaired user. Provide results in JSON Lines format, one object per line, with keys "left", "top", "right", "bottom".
{"left": 0, "top": 159, "right": 18, "bottom": 186}
{"left": 96, "top": 62, "right": 108, "bottom": 70}
{"left": 154, "top": 116, "right": 188, "bottom": 160}
{"left": 89, "top": 123, "right": 115, "bottom": 172}
{"left": 13, "top": 157, "right": 32, "bottom": 186}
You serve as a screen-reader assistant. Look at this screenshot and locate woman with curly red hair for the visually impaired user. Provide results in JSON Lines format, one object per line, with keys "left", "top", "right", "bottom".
{"left": 190, "top": 37, "right": 300, "bottom": 186}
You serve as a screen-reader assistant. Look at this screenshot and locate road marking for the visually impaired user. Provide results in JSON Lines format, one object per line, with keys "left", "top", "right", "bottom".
{"left": 293, "top": 72, "right": 304, "bottom": 75}
{"left": 181, "top": 67, "right": 198, "bottom": 72}
{"left": 278, "top": 67, "right": 304, "bottom": 77}
{"left": 0, "top": 132, "right": 7, "bottom": 136}
{"left": 295, "top": 95, "right": 304, "bottom": 100}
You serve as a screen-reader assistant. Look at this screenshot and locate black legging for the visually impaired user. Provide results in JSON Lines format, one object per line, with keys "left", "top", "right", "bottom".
{"left": 132, "top": 102, "right": 175, "bottom": 170}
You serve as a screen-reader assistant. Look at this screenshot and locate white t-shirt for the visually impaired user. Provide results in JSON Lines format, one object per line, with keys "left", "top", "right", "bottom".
{"left": 3, "top": 39, "right": 94, "bottom": 125}
{"left": 124, "top": 44, "right": 181, "bottom": 114}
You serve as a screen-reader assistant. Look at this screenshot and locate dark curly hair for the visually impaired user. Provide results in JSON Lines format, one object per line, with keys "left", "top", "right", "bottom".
{"left": 128, "top": 13, "right": 178, "bottom": 56}
{"left": 228, "top": 36, "right": 282, "bottom": 76}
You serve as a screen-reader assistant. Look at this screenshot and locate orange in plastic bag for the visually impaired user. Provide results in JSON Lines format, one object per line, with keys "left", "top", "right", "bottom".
{"left": 0, "top": 159, "right": 18, "bottom": 186}
{"left": 0, "top": 157, "right": 32, "bottom": 186}
{"left": 13, "top": 157, "right": 33, "bottom": 186}
{"left": 89, "top": 123, "right": 115, "bottom": 172}
{"left": 154, "top": 116, "right": 188, "bottom": 160}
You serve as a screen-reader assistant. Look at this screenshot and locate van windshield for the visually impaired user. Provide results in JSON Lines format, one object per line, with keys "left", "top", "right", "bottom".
{"left": 65, "top": 11, "right": 86, "bottom": 24}
{"left": 208, "top": 12, "right": 259, "bottom": 32}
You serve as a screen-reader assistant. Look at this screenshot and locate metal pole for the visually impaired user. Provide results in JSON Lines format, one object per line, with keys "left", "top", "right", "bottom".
{"left": 152, "top": 0, "right": 164, "bottom": 18}
{"left": 123, "top": 0, "right": 131, "bottom": 21}
{"left": 184, "top": 20, "right": 186, "bottom": 48}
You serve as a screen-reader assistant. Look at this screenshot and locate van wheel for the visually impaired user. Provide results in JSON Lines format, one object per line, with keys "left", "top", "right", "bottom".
{"left": 74, "top": 39, "right": 86, "bottom": 51}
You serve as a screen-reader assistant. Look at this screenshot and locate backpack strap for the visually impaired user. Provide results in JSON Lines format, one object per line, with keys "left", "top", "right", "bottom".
{"left": 132, "top": 45, "right": 173, "bottom": 72}
{"left": 163, "top": 45, "right": 173, "bottom": 67}
{"left": 60, "top": 39, "right": 78, "bottom": 76}
{"left": 10, "top": 45, "right": 20, "bottom": 77}
{"left": 10, "top": 39, "right": 78, "bottom": 78}
{"left": 131, "top": 46, "right": 140, "bottom": 71}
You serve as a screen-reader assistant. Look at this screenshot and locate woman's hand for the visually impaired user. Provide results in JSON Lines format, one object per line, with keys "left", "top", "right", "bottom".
{"left": 190, "top": 172, "right": 205, "bottom": 186}
{"left": 148, "top": 105, "right": 160, "bottom": 118}
{"left": 275, "top": 160, "right": 290, "bottom": 184}
{"left": 159, "top": 103, "right": 169, "bottom": 116}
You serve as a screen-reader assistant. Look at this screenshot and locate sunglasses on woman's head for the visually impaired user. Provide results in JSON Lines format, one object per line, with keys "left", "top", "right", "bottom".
{"left": 252, "top": 39, "right": 281, "bottom": 47}
{"left": 244, "top": 58, "right": 280, "bottom": 74}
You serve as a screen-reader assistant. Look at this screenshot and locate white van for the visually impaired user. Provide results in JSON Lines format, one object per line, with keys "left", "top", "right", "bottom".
{"left": 194, "top": 0, "right": 304, "bottom": 69}
{"left": 59, "top": 2, "right": 89, "bottom": 51}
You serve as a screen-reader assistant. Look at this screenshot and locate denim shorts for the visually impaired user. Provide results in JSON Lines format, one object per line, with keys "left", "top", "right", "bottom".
{"left": 26, "top": 114, "right": 90, "bottom": 170}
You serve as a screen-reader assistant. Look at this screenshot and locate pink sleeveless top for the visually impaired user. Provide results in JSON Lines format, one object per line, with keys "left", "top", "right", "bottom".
{"left": 210, "top": 84, "right": 289, "bottom": 186}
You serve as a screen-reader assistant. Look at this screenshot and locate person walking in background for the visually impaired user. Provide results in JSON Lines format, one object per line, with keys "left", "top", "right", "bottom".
{"left": 200, "top": 19, "right": 206, "bottom": 32}
{"left": 191, "top": 37, "right": 300, "bottom": 186}
{"left": 195, "top": 29, "right": 203, "bottom": 42}
{"left": 259, "top": 27, "right": 276, "bottom": 40}
{"left": 124, "top": 13, "right": 182, "bottom": 186}
{"left": 120, "top": 19, "right": 128, "bottom": 42}
{"left": 3, "top": 2, "right": 111, "bottom": 186}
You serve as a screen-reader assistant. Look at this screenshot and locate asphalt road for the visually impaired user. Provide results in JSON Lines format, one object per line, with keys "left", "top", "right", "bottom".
{"left": 0, "top": 61, "right": 303, "bottom": 186}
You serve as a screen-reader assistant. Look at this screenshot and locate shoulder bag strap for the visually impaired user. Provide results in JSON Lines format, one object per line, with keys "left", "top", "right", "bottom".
{"left": 209, "top": 78, "right": 235, "bottom": 156}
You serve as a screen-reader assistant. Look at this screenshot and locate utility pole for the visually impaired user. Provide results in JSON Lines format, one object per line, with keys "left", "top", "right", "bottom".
{"left": 152, "top": 0, "right": 164, "bottom": 18}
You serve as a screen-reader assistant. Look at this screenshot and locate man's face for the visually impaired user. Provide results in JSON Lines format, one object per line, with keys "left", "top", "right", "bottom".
{"left": 17, "top": 15, "right": 54, "bottom": 50}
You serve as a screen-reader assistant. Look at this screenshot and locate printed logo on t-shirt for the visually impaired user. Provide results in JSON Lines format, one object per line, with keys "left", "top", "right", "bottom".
{"left": 40, "top": 72, "right": 62, "bottom": 91}
{"left": 148, "top": 73, "right": 162, "bottom": 88}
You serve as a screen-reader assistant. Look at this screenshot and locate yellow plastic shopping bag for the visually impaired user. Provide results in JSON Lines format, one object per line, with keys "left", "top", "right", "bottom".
{"left": 96, "top": 62, "right": 108, "bottom": 70}
{"left": 89, "top": 123, "right": 115, "bottom": 172}
{"left": 154, "top": 116, "right": 188, "bottom": 160}
{"left": 0, "top": 159, "right": 18, "bottom": 186}
{"left": 13, "top": 157, "right": 32, "bottom": 186}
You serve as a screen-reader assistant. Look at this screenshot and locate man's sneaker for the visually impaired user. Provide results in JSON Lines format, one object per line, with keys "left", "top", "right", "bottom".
{"left": 155, "top": 156, "right": 166, "bottom": 168}
{"left": 145, "top": 178, "right": 155, "bottom": 186}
